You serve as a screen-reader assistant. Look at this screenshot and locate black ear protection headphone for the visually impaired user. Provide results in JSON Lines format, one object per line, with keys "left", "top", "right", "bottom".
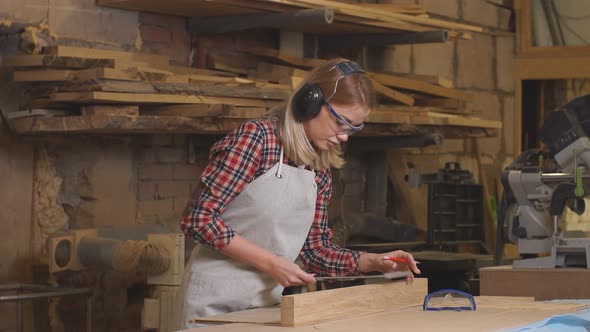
{"left": 292, "top": 60, "right": 365, "bottom": 122}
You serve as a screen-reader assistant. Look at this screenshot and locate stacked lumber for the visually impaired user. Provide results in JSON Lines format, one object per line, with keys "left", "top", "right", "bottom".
{"left": 96, "top": 0, "right": 482, "bottom": 39}
{"left": 3, "top": 45, "right": 500, "bottom": 134}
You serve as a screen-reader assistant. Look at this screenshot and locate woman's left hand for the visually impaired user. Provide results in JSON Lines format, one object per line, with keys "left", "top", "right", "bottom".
{"left": 359, "top": 250, "right": 421, "bottom": 283}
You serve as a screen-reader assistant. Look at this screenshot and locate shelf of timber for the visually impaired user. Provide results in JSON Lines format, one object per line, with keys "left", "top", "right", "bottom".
{"left": 3, "top": 45, "right": 500, "bottom": 137}
{"left": 8, "top": 105, "right": 501, "bottom": 137}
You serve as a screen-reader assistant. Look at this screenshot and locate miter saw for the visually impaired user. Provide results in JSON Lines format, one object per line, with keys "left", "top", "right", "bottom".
{"left": 498, "top": 94, "right": 590, "bottom": 269}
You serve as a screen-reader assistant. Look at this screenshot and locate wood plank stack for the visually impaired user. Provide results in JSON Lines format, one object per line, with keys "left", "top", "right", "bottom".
{"left": 3, "top": 45, "right": 500, "bottom": 135}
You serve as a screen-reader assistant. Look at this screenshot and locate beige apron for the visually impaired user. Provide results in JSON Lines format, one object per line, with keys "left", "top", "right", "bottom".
{"left": 176, "top": 148, "right": 317, "bottom": 330}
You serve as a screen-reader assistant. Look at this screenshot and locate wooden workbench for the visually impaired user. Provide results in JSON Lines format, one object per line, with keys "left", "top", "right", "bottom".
{"left": 178, "top": 303, "right": 586, "bottom": 332}
{"left": 177, "top": 278, "right": 588, "bottom": 332}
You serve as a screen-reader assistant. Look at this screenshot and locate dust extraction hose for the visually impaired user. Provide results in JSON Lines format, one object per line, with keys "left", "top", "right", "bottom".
{"left": 77, "top": 235, "right": 170, "bottom": 274}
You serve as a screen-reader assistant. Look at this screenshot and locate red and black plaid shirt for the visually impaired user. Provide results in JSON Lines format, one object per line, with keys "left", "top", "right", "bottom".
{"left": 180, "top": 117, "right": 360, "bottom": 276}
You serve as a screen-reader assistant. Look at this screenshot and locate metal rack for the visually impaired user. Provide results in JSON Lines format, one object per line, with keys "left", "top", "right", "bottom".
{"left": 0, "top": 283, "right": 92, "bottom": 332}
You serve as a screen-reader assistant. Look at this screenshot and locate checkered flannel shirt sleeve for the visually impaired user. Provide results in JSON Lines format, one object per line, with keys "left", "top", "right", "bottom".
{"left": 180, "top": 121, "right": 264, "bottom": 250}
{"left": 299, "top": 168, "right": 362, "bottom": 276}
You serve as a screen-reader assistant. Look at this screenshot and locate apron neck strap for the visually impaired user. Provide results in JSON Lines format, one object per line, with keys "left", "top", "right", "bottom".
{"left": 276, "top": 147, "right": 284, "bottom": 178}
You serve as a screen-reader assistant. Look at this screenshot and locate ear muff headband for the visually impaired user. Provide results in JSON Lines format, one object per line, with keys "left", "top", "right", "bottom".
{"left": 292, "top": 60, "right": 365, "bottom": 122}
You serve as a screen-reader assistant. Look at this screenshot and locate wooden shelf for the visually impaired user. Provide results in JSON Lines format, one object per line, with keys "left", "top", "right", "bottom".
{"left": 9, "top": 114, "right": 499, "bottom": 138}
{"left": 96, "top": 0, "right": 479, "bottom": 38}
{"left": 96, "top": 0, "right": 262, "bottom": 17}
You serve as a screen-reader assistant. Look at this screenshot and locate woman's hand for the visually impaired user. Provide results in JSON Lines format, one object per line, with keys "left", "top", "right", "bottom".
{"left": 221, "top": 234, "right": 315, "bottom": 287}
{"left": 266, "top": 255, "right": 316, "bottom": 287}
{"left": 359, "top": 250, "right": 421, "bottom": 283}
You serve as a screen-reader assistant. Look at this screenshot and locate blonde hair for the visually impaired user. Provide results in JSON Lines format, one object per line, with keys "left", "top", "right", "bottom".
{"left": 270, "top": 58, "right": 375, "bottom": 170}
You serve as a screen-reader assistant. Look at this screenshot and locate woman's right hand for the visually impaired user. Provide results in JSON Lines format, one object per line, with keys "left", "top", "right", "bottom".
{"left": 221, "top": 235, "right": 315, "bottom": 287}
{"left": 267, "top": 256, "right": 316, "bottom": 287}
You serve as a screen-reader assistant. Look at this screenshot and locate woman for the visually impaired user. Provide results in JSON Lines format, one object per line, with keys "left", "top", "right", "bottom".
{"left": 176, "top": 58, "right": 421, "bottom": 329}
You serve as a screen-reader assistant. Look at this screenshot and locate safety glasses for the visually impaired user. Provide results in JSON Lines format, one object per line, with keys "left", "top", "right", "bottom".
{"left": 324, "top": 102, "right": 364, "bottom": 136}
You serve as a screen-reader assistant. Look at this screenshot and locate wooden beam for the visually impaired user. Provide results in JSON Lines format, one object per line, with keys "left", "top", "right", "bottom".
{"left": 390, "top": 73, "right": 453, "bottom": 88}
{"left": 10, "top": 114, "right": 247, "bottom": 134}
{"left": 515, "top": 56, "right": 590, "bottom": 79}
{"left": 47, "top": 91, "right": 281, "bottom": 108}
{"left": 33, "top": 79, "right": 289, "bottom": 100}
{"left": 236, "top": 45, "right": 326, "bottom": 69}
{"left": 81, "top": 105, "right": 139, "bottom": 116}
{"left": 42, "top": 45, "right": 170, "bottom": 67}
{"left": 280, "top": 279, "right": 426, "bottom": 326}
{"left": 96, "top": 0, "right": 264, "bottom": 17}
{"left": 3, "top": 55, "right": 115, "bottom": 69}
{"left": 369, "top": 72, "right": 472, "bottom": 101}
{"left": 140, "top": 104, "right": 266, "bottom": 118}
{"left": 514, "top": 0, "right": 532, "bottom": 54}
{"left": 368, "top": 109, "right": 502, "bottom": 129}
{"left": 358, "top": 3, "right": 427, "bottom": 15}
{"left": 473, "top": 137, "right": 496, "bottom": 253}
{"left": 372, "top": 81, "right": 414, "bottom": 106}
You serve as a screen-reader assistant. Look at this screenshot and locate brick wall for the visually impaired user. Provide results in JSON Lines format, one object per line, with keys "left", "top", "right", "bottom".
{"left": 139, "top": 13, "right": 191, "bottom": 65}
{"left": 136, "top": 135, "right": 206, "bottom": 231}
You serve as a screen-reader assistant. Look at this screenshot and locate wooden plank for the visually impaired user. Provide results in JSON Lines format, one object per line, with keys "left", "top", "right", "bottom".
{"left": 10, "top": 114, "right": 247, "bottom": 134}
{"left": 515, "top": 56, "right": 590, "bottom": 79}
{"left": 480, "top": 265, "right": 590, "bottom": 300}
{"left": 475, "top": 296, "right": 587, "bottom": 311}
{"left": 473, "top": 138, "right": 496, "bottom": 252}
{"left": 280, "top": 278, "right": 427, "bottom": 326}
{"left": 96, "top": 0, "right": 264, "bottom": 17}
{"left": 250, "top": 62, "right": 309, "bottom": 84}
{"left": 153, "top": 82, "right": 290, "bottom": 100}
{"left": 207, "top": 53, "right": 259, "bottom": 74}
{"left": 3, "top": 55, "right": 115, "bottom": 69}
{"left": 48, "top": 91, "right": 281, "bottom": 108}
{"left": 515, "top": 75, "right": 523, "bottom": 154}
{"left": 236, "top": 45, "right": 326, "bottom": 69}
{"left": 43, "top": 45, "right": 170, "bottom": 67}
{"left": 412, "top": 97, "right": 467, "bottom": 111}
{"left": 13, "top": 69, "right": 80, "bottom": 82}
{"left": 12, "top": 68, "right": 158, "bottom": 82}
{"left": 368, "top": 109, "right": 410, "bottom": 124}
{"left": 76, "top": 67, "right": 188, "bottom": 83}
{"left": 375, "top": 105, "right": 469, "bottom": 115}
{"left": 368, "top": 109, "right": 501, "bottom": 129}
{"left": 6, "top": 109, "right": 70, "bottom": 119}
{"left": 372, "top": 81, "right": 414, "bottom": 106}
{"left": 359, "top": 3, "right": 427, "bottom": 15}
{"left": 141, "top": 104, "right": 266, "bottom": 118}
{"left": 369, "top": 72, "right": 472, "bottom": 101}
{"left": 390, "top": 72, "right": 454, "bottom": 88}
{"left": 168, "top": 65, "right": 240, "bottom": 77}
{"left": 425, "top": 115, "right": 502, "bottom": 128}
{"left": 81, "top": 105, "right": 139, "bottom": 116}
{"left": 514, "top": 0, "right": 532, "bottom": 54}
{"left": 188, "top": 75, "right": 254, "bottom": 84}
{"left": 36, "top": 79, "right": 289, "bottom": 100}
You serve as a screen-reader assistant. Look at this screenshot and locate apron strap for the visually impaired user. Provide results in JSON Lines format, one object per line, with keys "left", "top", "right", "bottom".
{"left": 276, "top": 147, "right": 284, "bottom": 178}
